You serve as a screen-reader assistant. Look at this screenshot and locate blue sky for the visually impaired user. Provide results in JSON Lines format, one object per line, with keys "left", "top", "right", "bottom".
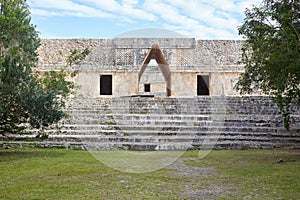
{"left": 28, "top": 0, "right": 262, "bottom": 39}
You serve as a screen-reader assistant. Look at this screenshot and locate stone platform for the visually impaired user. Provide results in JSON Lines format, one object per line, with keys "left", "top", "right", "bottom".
{"left": 1, "top": 96, "right": 299, "bottom": 150}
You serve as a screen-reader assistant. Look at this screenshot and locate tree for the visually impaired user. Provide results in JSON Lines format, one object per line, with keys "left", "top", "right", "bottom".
{"left": 236, "top": 0, "right": 300, "bottom": 130}
{"left": 29, "top": 49, "right": 89, "bottom": 137}
{"left": 0, "top": 0, "right": 40, "bottom": 134}
{"left": 0, "top": 0, "right": 89, "bottom": 136}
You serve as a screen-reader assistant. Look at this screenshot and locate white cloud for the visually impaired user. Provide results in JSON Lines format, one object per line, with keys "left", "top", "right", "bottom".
{"left": 28, "top": 0, "right": 113, "bottom": 18}
{"left": 122, "top": 0, "right": 139, "bottom": 6}
{"left": 30, "top": 0, "right": 158, "bottom": 21}
{"left": 142, "top": 0, "right": 238, "bottom": 39}
{"left": 30, "top": 8, "right": 62, "bottom": 17}
{"left": 160, "top": 0, "right": 240, "bottom": 34}
{"left": 79, "top": 0, "right": 120, "bottom": 12}
{"left": 28, "top": 0, "right": 263, "bottom": 39}
{"left": 78, "top": 0, "right": 157, "bottom": 21}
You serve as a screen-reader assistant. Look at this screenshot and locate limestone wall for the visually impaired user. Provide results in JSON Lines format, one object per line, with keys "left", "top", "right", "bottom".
{"left": 114, "top": 72, "right": 138, "bottom": 96}
{"left": 37, "top": 39, "right": 109, "bottom": 68}
{"left": 193, "top": 40, "right": 243, "bottom": 72}
{"left": 210, "top": 72, "right": 241, "bottom": 96}
{"left": 36, "top": 38, "right": 245, "bottom": 97}
{"left": 171, "top": 72, "right": 197, "bottom": 97}
{"left": 77, "top": 71, "right": 138, "bottom": 98}
{"left": 37, "top": 38, "right": 243, "bottom": 71}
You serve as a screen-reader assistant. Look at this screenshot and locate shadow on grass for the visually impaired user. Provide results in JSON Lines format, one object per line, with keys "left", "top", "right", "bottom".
{"left": 0, "top": 149, "right": 68, "bottom": 162}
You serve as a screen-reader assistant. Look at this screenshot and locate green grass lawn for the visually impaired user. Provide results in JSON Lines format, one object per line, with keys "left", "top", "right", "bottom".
{"left": 0, "top": 148, "right": 299, "bottom": 200}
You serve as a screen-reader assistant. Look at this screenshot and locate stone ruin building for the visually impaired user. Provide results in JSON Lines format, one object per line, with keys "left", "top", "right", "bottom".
{"left": 1, "top": 31, "right": 299, "bottom": 150}
{"left": 37, "top": 37, "right": 244, "bottom": 98}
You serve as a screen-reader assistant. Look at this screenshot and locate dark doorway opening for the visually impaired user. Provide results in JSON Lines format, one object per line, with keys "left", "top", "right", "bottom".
{"left": 197, "top": 75, "right": 209, "bottom": 95}
{"left": 144, "top": 84, "right": 151, "bottom": 92}
{"left": 100, "top": 75, "right": 112, "bottom": 95}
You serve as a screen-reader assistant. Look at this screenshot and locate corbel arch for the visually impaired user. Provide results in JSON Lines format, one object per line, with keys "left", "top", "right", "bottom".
{"left": 138, "top": 44, "right": 171, "bottom": 96}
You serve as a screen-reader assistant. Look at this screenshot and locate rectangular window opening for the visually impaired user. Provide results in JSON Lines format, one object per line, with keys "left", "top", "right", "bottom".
{"left": 144, "top": 84, "right": 151, "bottom": 92}
{"left": 197, "top": 75, "right": 209, "bottom": 96}
{"left": 100, "top": 75, "right": 112, "bottom": 95}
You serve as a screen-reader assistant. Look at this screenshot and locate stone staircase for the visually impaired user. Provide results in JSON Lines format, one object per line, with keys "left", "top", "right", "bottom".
{"left": 1, "top": 96, "right": 300, "bottom": 150}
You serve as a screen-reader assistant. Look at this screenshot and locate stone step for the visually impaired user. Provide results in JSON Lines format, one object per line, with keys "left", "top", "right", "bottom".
{"left": 2, "top": 135, "right": 299, "bottom": 147}
{"left": 66, "top": 112, "right": 211, "bottom": 119}
{"left": 64, "top": 116, "right": 298, "bottom": 130}
{"left": 64, "top": 119, "right": 287, "bottom": 127}
{"left": 66, "top": 112, "right": 293, "bottom": 121}
{"left": 69, "top": 97, "right": 274, "bottom": 104}
{"left": 54, "top": 135, "right": 300, "bottom": 143}
{"left": 65, "top": 121, "right": 278, "bottom": 130}
{"left": 65, "top": 114, "right": 290, "bottom": 122}
{"left": 66, "top": 114, "right": 212, "bottom": 122}
{"left": 23, "top": 129, "right": 294, "bottom": 139}
{"left": 50, "top": 96, "right": 300, "bottom": 150}
{"left": 1, "top": 140, "right": 299, "bottom": 150}
{"left": 57, "top": 124, "right": 282, "bottom": 131}
{"left": 68, "top": 97, "right": 286, "bottom": 107}
{"left": 4, "top": 130, "right": 299, "bottom": 140}
{"left": 42, "top": 125, "right": 287, "bottom": 134}
{"left": 64, "top": 120, "right": 215, "bottom": 126}
{"left": 67, "top": 108, "right": 280, "bottom": 115}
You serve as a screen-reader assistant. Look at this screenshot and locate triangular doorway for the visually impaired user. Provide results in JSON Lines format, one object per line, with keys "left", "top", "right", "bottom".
{"left": 138, "top": 44, "right": 171, "bottom": 96}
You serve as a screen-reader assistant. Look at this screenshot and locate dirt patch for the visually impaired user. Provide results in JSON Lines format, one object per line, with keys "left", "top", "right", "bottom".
{"left": 167, "top": 158, "right": 231, "bottom": 199}
{"left": 168, "top": 158, "right": 213, "bottom": 178}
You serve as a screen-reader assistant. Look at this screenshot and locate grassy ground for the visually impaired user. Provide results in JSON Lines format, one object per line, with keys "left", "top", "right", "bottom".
{"left": 184, "top": 150, "right": 300, "bottom": 199}
{"left": 0, "top": 148, "right": 299, "bottom": 200}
